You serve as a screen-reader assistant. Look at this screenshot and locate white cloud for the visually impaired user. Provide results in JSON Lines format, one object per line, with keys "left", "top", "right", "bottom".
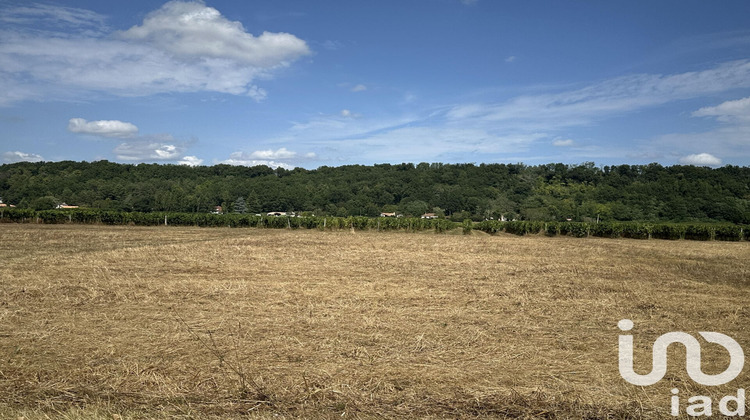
{"left": 113, "top": 137, "right": 186, "bottom": 161}
{"left": 246, "top": 85, "right": 268, "bottom": 102}
{"left": 119, "top": 1, "right": 309, "bottom": 67}
{"left": 252, "top": 60, "right": 750, "bottom": 166}
{"left": 178, "top": 155, "right": 204, "bottom": 166}
{"left": 339, "top": 109, "right": 363, "bottom": 118}
{"left": 679, "top": 153, "right": 722, "bottom": 166}
{"left": 65, "top": 116, "right": 201, "bottom": 164}
{"left": 0, "top": 4, "right": 107, "bottom": 33}
{"left": 0, "top": 1, "right": 310, "bottom": 105}
{"left": 693, "top": 96, "right": 750, "bottom": 122}
{"left": 505, "top": 56, "right": 516, "bottom": 63}
{"left": 218, "top": 152, "right": 294, "bottom": 169}
{"left": 218, "top": 148, "right": 317, "bottom": 169}
{"left": 643, "top": 96, "right": 750, "bottom": 164}
{"left": 447, "top": 60, "right": 750, "bottom": 129}
{"left": 2, "top": 150, "right": 44, "bottom": 163}
{"left": 248, "top": 147, "right": 297, "bottom": 159}
{"left": 461, "top": 0, "right": 478, "bottom": 5}
{"left": 552, "top": 138, "right": 574, "bottom": 147}
{"left": 293, "top": 123, "right": 543, "bottom": 164}
{"left": 351, "top": 84, "right": 367, "bottom": 92}
{"left": 68, "top": 118, "right": 139, "bottom": 138}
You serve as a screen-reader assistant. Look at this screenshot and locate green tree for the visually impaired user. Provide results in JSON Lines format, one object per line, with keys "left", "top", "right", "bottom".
{"left": 233, "top": 196, "right": 247, "bottom": 214}
{"left": 31, "top": 195, "right": 58, "bottom": 210}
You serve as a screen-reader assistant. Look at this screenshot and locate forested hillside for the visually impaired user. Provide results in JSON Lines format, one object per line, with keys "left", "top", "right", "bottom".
{"left": 1, "top": 161, "right": 748, "bottom": 223}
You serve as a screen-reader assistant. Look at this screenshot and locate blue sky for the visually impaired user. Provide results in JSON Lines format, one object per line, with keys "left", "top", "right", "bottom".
{"left": 1, "top": 0, "right": 750, "bottom": 169}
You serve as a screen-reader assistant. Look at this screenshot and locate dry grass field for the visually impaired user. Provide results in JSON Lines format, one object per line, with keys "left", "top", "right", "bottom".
{"left": 1, "top": 224, "right": 749, "bottom": 419}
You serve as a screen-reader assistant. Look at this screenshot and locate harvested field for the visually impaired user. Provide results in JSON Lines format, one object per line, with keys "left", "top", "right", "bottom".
{"left": 1, "top": 224, "right": 749, "bottom": 419}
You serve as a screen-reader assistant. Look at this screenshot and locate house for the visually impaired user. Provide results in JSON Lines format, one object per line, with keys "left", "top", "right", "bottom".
{"left": 267, "top": 211, "right": 287, "bottom": 217}
{"left": 421, "top": 213, "right": 438, "bottom": 219}
{"left": 380, "top": 212, "right": 396, "bottom": 217}
{"left": 56, "top": 203, "right": 79, "bottom": 209}
{"left": 211, "top": 206, "right": 223, "bottom": 214}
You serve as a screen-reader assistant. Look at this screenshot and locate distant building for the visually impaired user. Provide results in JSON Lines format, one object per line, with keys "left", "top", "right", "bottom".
{"left": 56, "top": 203, "right": 79, "bottom": 209}
{"left": 421, "top": 213, "right": 437, "bottom": 219}
{"left": 267, "top": 212, "right": 287, "bottom": 217}
{"left": 380, "top": 212, "right": 396, "bottom": 217}
{"left": 211, "top": 206, "right": 223, "bottom": 214}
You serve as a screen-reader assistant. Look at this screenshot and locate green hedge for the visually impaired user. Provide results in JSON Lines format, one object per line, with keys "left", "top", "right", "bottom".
{"left": 684, "top": 225, "right": 713, "bottom": 241}
{"left": 473, "top": 218, "right": 748, "bottom": 242}
{"left": 651, "top": 224, "right": 685, "bottom": 240}
{"left": 1, "top": 208, "right": 748, "bottom": 242}
{"left": 0, "top": 208, "right": 460, "bottom": 233}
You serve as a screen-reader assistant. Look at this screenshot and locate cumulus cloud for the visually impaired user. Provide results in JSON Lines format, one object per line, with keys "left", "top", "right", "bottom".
{"left": 65, "top": 117, "right": 199, "bottom": 164}
{"left": 248, "top": 147, "right": 298, "bottom": 159}
{"left": 679, "top": 153, "right": 722, "bottom": 166}
{"left": 68, "top": 118, "right": 138, "bottom": 138}
{"left": 350, "top": 84, "right": 367, "bottom": 92}
{"left": 178, "top": 155, "right": 204, "bottom": 166}
{"left": 119, "top": 1, "right": 310, "bottom": 67}
{"left": 218, "top": 148, "right": 316, "bottom": 169}
{"left": 2, "top": 150, "right": 44, "bottom": 163}
{"left": 0, "top": 1, "right": 310, "bottom": 104}
{"left": 113, "top": 137, "right": 186, "bottom": 161}
{"left": 218, "top": 152, "right": 294, "bottom": 169}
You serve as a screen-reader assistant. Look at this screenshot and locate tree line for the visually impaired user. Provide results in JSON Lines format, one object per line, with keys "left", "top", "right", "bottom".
{"left": 0, "top": 160, "right": 748, "bottom": 223}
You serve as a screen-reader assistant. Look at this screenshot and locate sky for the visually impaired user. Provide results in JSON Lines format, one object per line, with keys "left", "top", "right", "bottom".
{"left": 1, "top": 0, "right": 750, "bottom": 169}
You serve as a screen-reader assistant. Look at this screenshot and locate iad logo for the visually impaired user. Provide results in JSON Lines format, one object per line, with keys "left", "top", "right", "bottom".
{"left": 618, "top": 319, "right": 744, "bottom": 386}
{"left": 618, "top": 319, "right": 746, "bottom": 417}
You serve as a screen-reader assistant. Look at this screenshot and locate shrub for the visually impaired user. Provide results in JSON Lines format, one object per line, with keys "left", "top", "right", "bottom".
{"left": 1, "top": 208, "right": 35, "bottom": 223}
{"left": 37, "top": 210, "right": 68, "bottom": 224}
{"left": 462, "top": 219, "right": 473, "bottom": 235}
{"left": 476, "top": 220, "right": 503, "bottom": 234}
{"left": 590, "top": 222, "right": 623, "bottom": 238}
{"left": 621, "top": 223, "right": 652, "bottom": 240}
{"left": 714, "top": 225, "right": 742, "bottom": 241}
{"left": 567, "top": 222, "right": 590, "bottom": 238}
{"left": 684, "top": 225, "right": 714, "bottom": 241}
{"left": 504, "top": 221, "right": 526, "bottom": 236}
{"left": 650, "top": 224, "right": 685, "bottom": 240}
{"left": 100, "top": 211, "right": 128, "bottom": 225}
